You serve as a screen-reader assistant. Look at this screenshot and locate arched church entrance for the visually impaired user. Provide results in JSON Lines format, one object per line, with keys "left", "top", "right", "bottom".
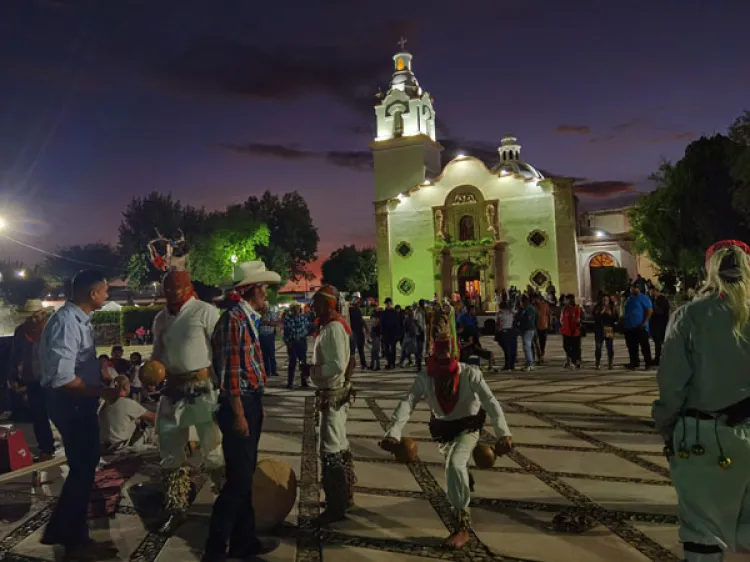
{"left": 457, "top": 261, "right": 482, "bottom": 307}
{"left": 589, "top": 252, "right": 617, "bottom": 298}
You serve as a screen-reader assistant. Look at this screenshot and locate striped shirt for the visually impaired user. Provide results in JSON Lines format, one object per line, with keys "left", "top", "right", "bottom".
{"left": 212, "top": 300, "right": 266, "bottom": 396}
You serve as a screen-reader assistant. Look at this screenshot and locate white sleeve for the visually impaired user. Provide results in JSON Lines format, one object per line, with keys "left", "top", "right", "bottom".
{"left": 310, "top": 323, "right": 349, "bottom": 386}
{"left": 385, "top": 374, "right": 425, "bottom": 441}
{"left": 204, "top": 304, "right": 220, "bottom": 348}
{"left": 468, "top": 366, "right": 512, "bottom": 438}
{"left": 151, "top": 313, "right": 165, "bottom": 363}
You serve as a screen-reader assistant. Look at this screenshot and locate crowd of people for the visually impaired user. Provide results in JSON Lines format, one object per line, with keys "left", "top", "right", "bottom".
{"left": 10, "top": 241, "right": 750, "bottom": 561}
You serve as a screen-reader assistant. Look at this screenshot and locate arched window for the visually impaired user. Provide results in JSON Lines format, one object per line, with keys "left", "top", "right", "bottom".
{"left": 590, "top": 253, "right": 616, "bottom": 268}
{"left": 393, "top": 111, "right": 404, "bottom": 137}
{"left": 396, "top": 58, "right": 405, "bottom": 71}
{"left": 458, "top": 215, "right": 475, "bottom": 241}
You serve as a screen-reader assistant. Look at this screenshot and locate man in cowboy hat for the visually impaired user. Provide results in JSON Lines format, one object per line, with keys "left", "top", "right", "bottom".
{"left": 10, "top": 299, "right": 55, "bottom": 461}
{"left": 203, "top": 261, "right": 280, "bottom": 561}
{"left": 302, "top": 284, "right": 358, "bottom": 523}
{"left": 151, "top": 269, "right": 223, "bottom": 532}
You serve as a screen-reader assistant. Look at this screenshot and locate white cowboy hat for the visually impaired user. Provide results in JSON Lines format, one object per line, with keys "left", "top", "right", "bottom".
{"left": 232, "top": 261, "right": 281, "bottom": 288}
{"left": 16, "top": 299, "right": 53, "bottom": 317}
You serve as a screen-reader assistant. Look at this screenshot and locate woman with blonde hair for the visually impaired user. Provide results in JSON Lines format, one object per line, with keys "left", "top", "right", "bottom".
{"left": 653, "top": 240, "right": 750, "bottom": 562}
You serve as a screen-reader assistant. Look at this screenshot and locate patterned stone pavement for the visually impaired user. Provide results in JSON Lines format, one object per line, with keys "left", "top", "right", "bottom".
{"left": 0, "top": 335, "right": 710, "bottom": 561}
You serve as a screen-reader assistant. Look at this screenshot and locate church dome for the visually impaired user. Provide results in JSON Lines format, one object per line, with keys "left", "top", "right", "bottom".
{"left": 490, "top": 136, "right": 544, "bottom": 180}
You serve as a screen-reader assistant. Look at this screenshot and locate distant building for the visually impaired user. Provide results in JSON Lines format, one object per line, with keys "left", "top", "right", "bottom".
{"left": 371, "top": 46, "right": 656, "bottom": 310}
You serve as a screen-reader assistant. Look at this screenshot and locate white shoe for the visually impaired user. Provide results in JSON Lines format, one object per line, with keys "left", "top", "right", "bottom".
{"left": 524, "top": 366, "right": 533, "bottom": 372}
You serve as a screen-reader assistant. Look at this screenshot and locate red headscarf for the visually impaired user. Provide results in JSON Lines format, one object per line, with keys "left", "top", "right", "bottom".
{"left": 23, "top": 317, "right": 46, "bottom": 343}
{"left": 705, "top": 240, "right": 750, "bottom": 263}
{"left": 427, "top": 334, "right": 461, "bottom": 414}
{"left": 314, "top": 284, "right": 352, "bottom": 335}
{"left": 163, "top": 270, "right": 196, "bottom": 314}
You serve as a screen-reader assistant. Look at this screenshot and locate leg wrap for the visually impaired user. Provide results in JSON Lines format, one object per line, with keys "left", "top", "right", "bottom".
{"left": 163, "top": 465, "right": 192, "bottom": 514}
{"left": 321, "top": 452, "right": 349, "bottom": 517}
{"left": 342, "top": 449, "right": 357, "bottom": 503}
{"left": 455, "top": 508, "right": 472, "bottom": 533}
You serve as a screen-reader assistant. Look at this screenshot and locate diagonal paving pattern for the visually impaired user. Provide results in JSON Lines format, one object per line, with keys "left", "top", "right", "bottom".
{"left": 0, "top": 335, "right": 711, "bottom": 561}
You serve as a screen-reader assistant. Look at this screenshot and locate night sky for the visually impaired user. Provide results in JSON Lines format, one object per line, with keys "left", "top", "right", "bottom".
{"left": 1, "top": 0, "right": 748, "bottom": 272}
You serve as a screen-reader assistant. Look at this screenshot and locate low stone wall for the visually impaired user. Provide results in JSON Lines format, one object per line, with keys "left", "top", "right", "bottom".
{"left": 94, "top": 323, "right": 120, "bottom": 346}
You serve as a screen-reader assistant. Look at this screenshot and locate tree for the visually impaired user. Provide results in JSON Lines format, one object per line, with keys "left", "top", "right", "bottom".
{"left": 729, "top": 110, "right": 750, "bottom": 146}
{"left": 118, "top": 192, "right": 206, "bottom": 288}
{"left": 241, "top": 191, "right": 318, "bottom": 282}
{"left": 42, "top": 243, "right": 123, "bottom": 283}
{"left": 321, "top": 245, "right": 378, "bottom": 296}
{"left": 189, "top": 206, "right": 270, "bottom": 286}
{"left": 0, "top": 261, "right": 47, "bottom": 306}
{"left": 630, "top": 134, "right": 750, "bottom": 281}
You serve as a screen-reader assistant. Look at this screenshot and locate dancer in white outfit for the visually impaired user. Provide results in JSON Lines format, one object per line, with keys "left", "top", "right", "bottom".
{"left": 303, "top": 284, "right": 357, "bottom": 522}
{"left": 381, "top": 306, "right": 512, "bottom": 548}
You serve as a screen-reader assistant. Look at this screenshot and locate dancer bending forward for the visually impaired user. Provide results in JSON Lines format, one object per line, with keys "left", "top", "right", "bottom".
{"left": 381, "top": 307, "right": 512, "bottom": 548}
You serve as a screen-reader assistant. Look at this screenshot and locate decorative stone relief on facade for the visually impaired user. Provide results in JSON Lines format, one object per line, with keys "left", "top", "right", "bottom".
{"left": 527, "top": 229, "right": 549, "bottom": 248}
{"left": 530, "top": 269, "right": 551, "bottom": 289}
{"left": 453, "top": 192, "right": 477, "bottom": 205}
{"left": 485, "top": 203, "right": 498, "bottom": 241}
{"left": 434, "top": 209, "right": 445, "bottom": 240}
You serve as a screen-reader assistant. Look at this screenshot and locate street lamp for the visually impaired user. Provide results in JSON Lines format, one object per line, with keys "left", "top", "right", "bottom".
{"left": 0, "top": 217, "right": 6, "bottom": 230}
{"left": 230, "top": 254, "right": 238, "bottom": 264}
{"left": 15, "top": 270, "right": 25, "bottom": 278}
{"left": 595, "top": 230, "right": 606, "bottom": 238}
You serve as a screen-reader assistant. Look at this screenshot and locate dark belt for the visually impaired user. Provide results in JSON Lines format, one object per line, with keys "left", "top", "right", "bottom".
{"left": 429, "top": 410, "right": 486, "bottom": 443}
{"left": 683, "top": 408, "right": 715, "bottom": 421}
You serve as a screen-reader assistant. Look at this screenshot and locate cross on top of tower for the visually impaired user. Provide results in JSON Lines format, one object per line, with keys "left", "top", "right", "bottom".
{"left": 397, "top": 36, "right": 407, "bottom": 50}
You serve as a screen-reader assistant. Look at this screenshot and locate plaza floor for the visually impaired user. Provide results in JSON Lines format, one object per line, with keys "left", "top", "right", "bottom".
{"left": 0, "top": 335, "right": 716, "bottom": 561}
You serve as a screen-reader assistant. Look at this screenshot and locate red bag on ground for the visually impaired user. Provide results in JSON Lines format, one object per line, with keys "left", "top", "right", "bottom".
{"left": 0, "top": 427, "right": 33, "bottom": 473}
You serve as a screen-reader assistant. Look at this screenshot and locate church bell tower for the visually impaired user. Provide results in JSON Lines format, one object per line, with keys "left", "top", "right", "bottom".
{"left": 371, "top": 39, "right": 443, "bottom": 202}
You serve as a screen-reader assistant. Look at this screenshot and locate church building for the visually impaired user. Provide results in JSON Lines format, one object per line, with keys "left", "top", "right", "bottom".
{"left": 371, "top": 45, "right": 654, "bottom": 310}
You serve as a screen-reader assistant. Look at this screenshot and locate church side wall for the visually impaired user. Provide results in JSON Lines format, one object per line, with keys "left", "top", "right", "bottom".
{"left": 500, "top": 192, "right": 560, "bottom": 293}
{"left": 387, "top": 199, "right": 436, "bottom": 306}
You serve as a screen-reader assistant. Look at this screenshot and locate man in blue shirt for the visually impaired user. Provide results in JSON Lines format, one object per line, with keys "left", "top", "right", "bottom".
{"left": 40, "top": 270, "right": 120, "bottom": 561}
{"left": 623, "top": 283, "right": 654, "bottom": 370}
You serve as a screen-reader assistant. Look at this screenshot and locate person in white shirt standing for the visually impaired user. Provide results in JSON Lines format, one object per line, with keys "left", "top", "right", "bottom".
{"left": 302, "top": 284, "right": 357, "bottom": 523}
{"left": 151, "top": 270, "right": 222, "bottom": 531}
{"left": 380, "top": 306, "right": 513, "bottom": 549}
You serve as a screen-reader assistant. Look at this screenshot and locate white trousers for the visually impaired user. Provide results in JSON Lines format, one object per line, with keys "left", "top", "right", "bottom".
{"left": 438, "top": 430, "right": 479, "bottom": 512}
{"left": 319, "top": 404, "right": 350, "bottom": 456}
{"left": 671, "top": 417, "right": 750, "bottom": 553}
{"left": 156, "top": 395, "right": 224, "bottom": 471}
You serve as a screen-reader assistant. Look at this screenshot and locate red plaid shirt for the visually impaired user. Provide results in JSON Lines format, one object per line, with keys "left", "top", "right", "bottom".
{"left": 212, "top": 301, "right": 266, "bottom": 396}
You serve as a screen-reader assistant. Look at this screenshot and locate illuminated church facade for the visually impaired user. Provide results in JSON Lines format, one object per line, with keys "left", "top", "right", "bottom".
{"left": 372, "top": 46, "right": 654, "bottom": 310}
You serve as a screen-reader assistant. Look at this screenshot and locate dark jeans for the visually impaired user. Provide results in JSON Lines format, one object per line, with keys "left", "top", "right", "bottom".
{"left": 43, "top": 393, "right": 100, "bottom": 549}
{"left": 594, "top": 335, "right": 614, "bottom": 364}
{"left": 415, "top": 333, "right": 425, "bottom": 369}
{"left": 536, "top": 330, "right": 548, "bottom": 357}
{"left": 625, "top": 327, "right": 652, "bottom": 367}
{"left": 258, "top": 333, "right": 277, "bottom": 376}
{"left": 383, "top": 337, "right": 397, "bottom": 369}
{"left": 205, "top": 393, "right": 264, "bottom": 556}
{"left": 497, "top": 330, "right": 517, "bottom": 370}
{"left": 563, "top": 335, "right": 582, "bottom": 363}
{"left": 27, "top": 382, "right": 54, "bottom": 454}
{"left": 353, "top": 331, "right": 367, "bottom": 368}
{"left": 287, "top": 339, "right": 308, "bottom": 387}
{"left": 651, "top": 325, "right": 666, "bottom": 365}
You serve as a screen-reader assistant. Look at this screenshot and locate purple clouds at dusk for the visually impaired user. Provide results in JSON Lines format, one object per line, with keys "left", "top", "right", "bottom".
{"left": 1, "top": 0, "right": 749, "bottom": 265}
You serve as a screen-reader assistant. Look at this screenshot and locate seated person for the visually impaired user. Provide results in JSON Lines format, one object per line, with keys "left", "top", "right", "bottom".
{"left": 99, "top": 375, "right": 156, "bottom": 452}
{"left": 99, "top": 354, "right": 119, "bottom": 386}
{"left": 128, "top": 352, "right": 145, "bottom": 402}
{"left": 111, "top": 345, "right": 131, "bottom": 375}
{"left": 457, "top": 323, "right": 495, "bottom": 372}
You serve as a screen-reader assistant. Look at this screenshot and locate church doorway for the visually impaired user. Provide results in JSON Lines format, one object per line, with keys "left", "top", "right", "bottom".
{"left": 589, "top": 252, "right": 616, "bottom": 299}
{"left": 457, "top": 261, "right": 482, "bottom": 308}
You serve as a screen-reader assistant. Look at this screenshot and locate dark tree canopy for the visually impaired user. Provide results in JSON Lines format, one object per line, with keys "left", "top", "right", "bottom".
{"left": 630, "top": 134, "right": 750, "bottom": 280}
{"left": 729, "top": 109, "right": 750, "bottom": 146}
{"left": 118, "top": 192, "right": 206, "bottom": 287}
{"left": 42, "top": 243, "right": 123, "bottom": 284}
{"left": 321, "top": 245, "right": 377, "bottom": 297}
{"left": 241, "top": 191, "right": 318, "bottom": 282}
